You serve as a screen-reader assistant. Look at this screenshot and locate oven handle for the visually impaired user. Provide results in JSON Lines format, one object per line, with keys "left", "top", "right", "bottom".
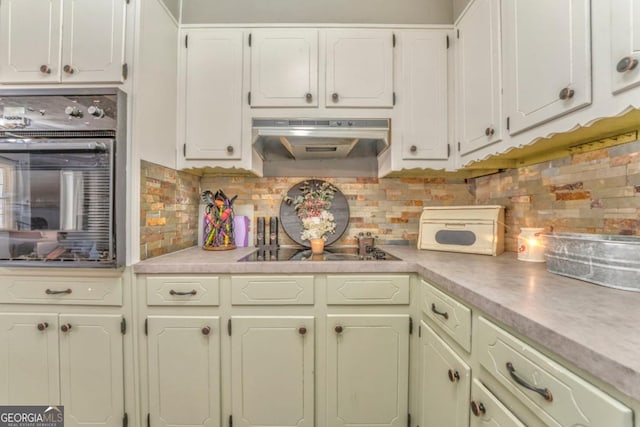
{"left": 0, "top": 141, "right": 109, "bottom": 152}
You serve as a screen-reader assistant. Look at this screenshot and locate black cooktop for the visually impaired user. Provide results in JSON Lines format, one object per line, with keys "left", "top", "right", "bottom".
{"left": 238, "top": 246, "right": 400, "bottom": 262}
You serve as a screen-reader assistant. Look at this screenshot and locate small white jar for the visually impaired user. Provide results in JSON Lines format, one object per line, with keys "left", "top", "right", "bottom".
{"left": 517, "top": 228, "right": 546, "bottom": 262}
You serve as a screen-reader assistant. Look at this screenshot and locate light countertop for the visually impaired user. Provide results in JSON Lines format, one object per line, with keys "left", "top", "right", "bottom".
{"left": 134, "top": 245, "right": 640, "bottom": 403}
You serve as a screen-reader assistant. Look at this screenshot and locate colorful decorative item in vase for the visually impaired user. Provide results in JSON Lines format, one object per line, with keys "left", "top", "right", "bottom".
{"left": 201, "top": 189, "right": 237, "bottom": 250}
{"left": 284, "top": 180, "right": 338, "bottom": 254}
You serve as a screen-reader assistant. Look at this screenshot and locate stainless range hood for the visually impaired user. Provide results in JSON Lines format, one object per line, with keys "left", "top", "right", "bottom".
{"left": 252, "top": 118, "right": 390, "bottom": 160}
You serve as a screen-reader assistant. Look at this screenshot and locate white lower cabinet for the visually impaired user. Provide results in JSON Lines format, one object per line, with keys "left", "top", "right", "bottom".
{"left": 469, "top": 379, "right": 525, "bottom": 427}
{"left": 419, "top": 321, "right": 470, "bottom": 427}
{"left": 230, "top": 316, "right": 314, "bottom": 427}
{"left": 0, "top": 313, "right": 124, "bottom": 427}
{"left": 326, "top": 314, "right": 409, "bottom": 427}
{"left": 147, "top": 316, "right": 221, "bottom": 427}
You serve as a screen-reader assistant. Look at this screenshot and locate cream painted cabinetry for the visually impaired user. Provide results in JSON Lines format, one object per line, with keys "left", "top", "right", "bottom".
{"left": 469, "top": 379, "right": 525, "bottom": 427}
{"left": 0, "top": 313, "right": 125, "bottom": 427}
{"left": 0, "top": 0, "right": 126, "bottom": 84}
{"left": 610, "top": 0, "right": 640, "bottom": 94}
{"left": 502, "top": 0, "right": 591, "bottom": 135}
{"left": 455, "top": 0, "right": 502, "bottom": 157}
{"left": 179, "top": 29, "right": 244, "bottom": 161}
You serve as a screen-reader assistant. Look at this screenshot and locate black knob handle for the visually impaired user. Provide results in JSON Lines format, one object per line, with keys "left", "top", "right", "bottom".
{"left": 335, "top": 325, "right": 344, "bottom": 334}
{"left": 332, "top": 93, "right": 339, "bottom": 102}
{"left": 298, "top": 327, "right": 307, "bottom": 335}
{"left": 617, "top": 56, "right": 638, "bottom": 73}
{"left": 39, "top": 65, "right": 51, "bottom": 74}
{"left": 448, "top": 369, "right": 460, "bottom": 382}
{"left": 60, "top": 323, "right": 72, "bottom": 332}
{"left": 63, "top": 65, "right": 74, "bottom": 74}
{"left": 470, "top": 400, "right": 486, "bottom": 417}
{"left": 559, "top": 87, "right": 575, "bottom": 100}
{"left": 305, "top": 93, "right": 313, "bottom": 102}
{"left": 485, "top": 127, "right": 495, "bottom": 136}
{"left": 227, "top": 145, "right": 234, "bottom": 154}
{"left": 410, "top": 145, "right": 417, "bottom": 153}
{"left": 201, "top": 326, "right": 211, "bottom": 335}
{"left": 37, "top": 322, "right": 49, "bottom": 331}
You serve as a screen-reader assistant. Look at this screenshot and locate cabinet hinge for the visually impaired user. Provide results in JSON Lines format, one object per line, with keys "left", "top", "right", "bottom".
{"left": 392, "top": 33, "right": 396, "bottom": 47}
{"left": 457, "top": 29, "right": 460, "bottom": 39}
{"left": 146, "top": 413, "right": 150, "bottom": 427}
{"left": 144, "top": 318, "right": 148, "bottom": 336}
{"left": 122, "top": 63, "right": 128, "bottom": 80}
{"left": 393, "top": 92, "right": 396, "bottom": 106}
{"left": 407, "top": 413, "right": 411, "bottom": 427}
{"left": 447, "top": 143, "right": 450, "bottom": 158}
{"left": 125, "top": 0, "right": 129, "bottom": 4}
{"left": 418, "top": 325, "right": 421, "bottom": 337}
{"left": 183, "top": 143, "right": 186, "bottom": 157}
{"left": 123, "top": 413, "right": 128, "bottom": 427}
{"left": 229, "top": 415, "right": 233, "bottom": 427}
{"left": 227, "top": 318, "right": 232, "bottom": 336}
{"left": 409, "top": 317, "right": 413, "bottom": 335}
{"left": 458, "top": 141, "right": 461, "bottom": 152}
{"left": 507, "top": 116, "right": 510, "bottom": 130}
{"left": 121, "top": 318, "right": 126, "bottom": 335}
{"left": 185, "top": 34, "right": 189, "bottom": 48}
{"left": 247, "top": 92, "right": 251, "bottom": 106}
{"left": 446, "top": 35, "right": 450, "bottom": 49}
{"left": 248, "top": 33, "right": 252, "bottom": 47}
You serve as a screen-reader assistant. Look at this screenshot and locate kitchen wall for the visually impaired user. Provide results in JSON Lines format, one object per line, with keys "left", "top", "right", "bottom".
{"left": 140, "top": 139, "right": 640, "bottom": 259}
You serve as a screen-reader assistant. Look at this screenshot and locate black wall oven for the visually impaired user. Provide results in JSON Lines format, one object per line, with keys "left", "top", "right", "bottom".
{"left": 0, "top": 89, "right": 126, "bottom": 267}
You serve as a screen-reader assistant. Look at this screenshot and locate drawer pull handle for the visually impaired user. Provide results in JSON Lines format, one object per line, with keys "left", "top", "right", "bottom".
{"left": 506, "top": 362, "right": 553, "bottom": 402}
{"left": 448, "top": 369, "right": 460, "bottom": 382}
{"left": 60, "top": 323, "right": 72, "bottom": 332}
{"left": 470, "top": 400, "right": 486, "bottom": 417}
{"left": 431, "top": 303, "right": 449, "bottom": 320}
{"left": 169, "top": 289, "right": 197, "bottom": 296}
{"left": 46, "top": 288, "right": 72, "bottom": 295}
{"left": 37, "top": 322, "right": 49, "bottom": 331}
{"left": 201, "top": 326, "right": 211, "bottom": 335}
{"left": 334, "top": 325, "right": 344, "bottom": 334}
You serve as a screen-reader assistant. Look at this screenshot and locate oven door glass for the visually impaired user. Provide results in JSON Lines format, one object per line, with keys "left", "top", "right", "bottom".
{"left": 0, "top": 139, "right": 114, "bottom": 265}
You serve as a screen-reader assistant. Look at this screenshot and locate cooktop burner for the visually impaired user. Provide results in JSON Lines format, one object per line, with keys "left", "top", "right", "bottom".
{"left": 238, "top": 246, "right": 400, "bottom": 262}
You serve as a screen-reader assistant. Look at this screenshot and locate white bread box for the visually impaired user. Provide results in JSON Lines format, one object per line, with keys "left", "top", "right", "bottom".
{"left": 418, "top": 205, "right": 505, "bottom": 256}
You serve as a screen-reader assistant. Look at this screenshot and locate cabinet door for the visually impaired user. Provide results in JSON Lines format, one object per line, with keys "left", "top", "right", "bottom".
{"left": 147, "top": 316, "right": 221, "bottom": 427}
{"left": 181, "top": 30, "right": 243, "bottom": 160}
{"left": 419, "top": 321, "right": 470, "bottom": 427}
{"left": 398, "top": 30, "right": 449, "bottom": 160}
{"left": 469, "top": 379, "right": 526, "bottom": 427}
{"left": 326, "top": 314, "right": 409, "bottom": 427}
{"left": 325, "top": 29, "right": 394, "bottom": 108}
{"left": 456, "top": 0, "right": 503, "bottom": 156}
{"left": 0, "top": 313, "right": 59, "bottom": 404}
{"left": 250, "top": 29, "right": 318, "bottom": 107}
{"left": 502, "top": 0, "right": 591, "bottom": 134}
{"left": 60, "top": 0, "right": 126, "bottom": 83}
{"left": 0, "top": 0, "right": 62, "bottom": 83}
{"left": 59, "top": 314, "right": 124, "bottom": 427}
{"left": 231, "top": 316, "right": 314, "bottom": 427}
{"left": 611, "top": 0, "right": 640, "bottom": 94}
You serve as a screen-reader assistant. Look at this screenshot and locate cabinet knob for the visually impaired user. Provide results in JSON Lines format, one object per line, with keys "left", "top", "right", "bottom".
{"left": 60, "top": 323, "right": 72, "bottom": 333}
{"left": 227, "top": 145, "right": 234, "bottom": 154}
{"left": 201, "top": 326, "right": 211, "bottom": 335}
{"left": 298, "top": 327, "right": 307, "bottom": 335}
{"left": 331, "top": 93, "right": 339, "bottom": 102}
{"left": 63, "top": 65, "right": 74, "bottom": 74}
{"left": 88, "top": 106, "right": 105, "bottom": 118}
{"left": 37, "top": 322, "right": 49, "bottom": 331}
{"left": 484, "top": 127, "right": 495, "bottom": 137}
{"left": 410, "top": 145, "right": 417, "bottom": 153}
{"left": 448, "top": 369, "right": 460, "bottom": 382}
{"left": 470, "top": 400, "right": 486, "bottom": 417}
{"left": 558, "top": 87, "right": 574, "bottom": 100}
{"left": 616, "top": 56, "right": 638, "bottom": 73}
{"left": 334, "top": 325, "right": 344, "bottom": 334}
{"left": 39, "top": 65, "right": 51, "bottom": 74}
{"left": 305, "top": 93, "right": 313, "bottom": 102}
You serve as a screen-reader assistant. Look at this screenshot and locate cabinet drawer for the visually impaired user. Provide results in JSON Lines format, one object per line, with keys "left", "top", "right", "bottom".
{"left": 326, "top": 275, "right": 410, "bottom": 305}
{"left": 0, "top": 275, "right": 122, "bottom": 306}
{"left": 470, "top": 379, "right": 525, "bottom": 427}
{"left": 477, "top": 317, "right": 633, "bottom": 427}
{"left": 421, "top": 280, "right": 471, "bottom": 352}
{"left": 231, "top": 275, "right": 314, "bottom": 305}
{"left": 146, "top": 276, "right": 220, "bottom": 306}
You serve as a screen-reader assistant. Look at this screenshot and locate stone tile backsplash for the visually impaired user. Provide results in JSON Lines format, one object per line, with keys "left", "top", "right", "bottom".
{"left": 140, "top": 138, "right": 640, "bottom": 259}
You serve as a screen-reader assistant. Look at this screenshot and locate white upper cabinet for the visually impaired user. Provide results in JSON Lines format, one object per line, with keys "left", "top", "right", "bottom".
{"left": 502, "top": 0, "right": 591, "bottom": 135}
{"left": 180, "top": 29, "right": 244, "bottom": 160}
{"left": 250, "top": 29, "right": 318, "bottom": 107}
{"left": 610, "top": 0, "right": 640, "bottom": 94}
{"left": 455, "top": 0, "right": 503, "bottom": 157}
{"left": 0, "top": 0, "right": 126, "bottom": 84}
{"left": 325, "top": 29, "right": 394, "bottom": 108}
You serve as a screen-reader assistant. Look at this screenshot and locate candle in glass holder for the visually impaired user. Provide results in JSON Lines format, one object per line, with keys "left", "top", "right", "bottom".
{"left": 517, "top": 228, "right": 545, "bottom": 262}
